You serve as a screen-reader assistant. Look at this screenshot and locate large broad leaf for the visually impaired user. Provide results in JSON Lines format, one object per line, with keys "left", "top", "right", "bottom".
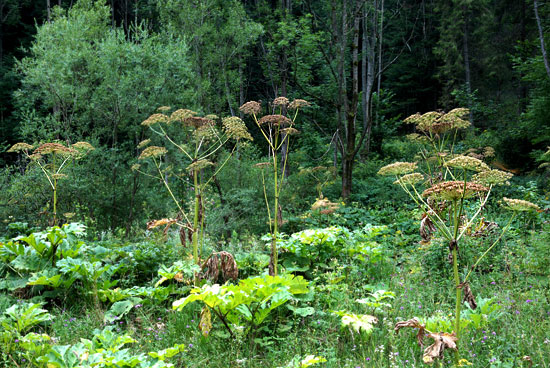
{"left": 287, "top": 305, "right": 315, "bottom": 317}
{"left": 333, "top": 311, "right": 378, "bottom": 335}
{"left": 3, "top": 302, "right": 51, "bottom": 334}
{"left": 104, "top": 297, "right": 142, "bottom": 324}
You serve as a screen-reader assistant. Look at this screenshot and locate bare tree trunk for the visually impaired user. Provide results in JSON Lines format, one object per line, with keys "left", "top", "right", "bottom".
{"left": 239, "top": 61, "right": 245, "bottom": 118}
{"left": 342, "top": 0, "right": 361, "bottom": 200}
{"left": 377, "top": 0, "right": 384, "bottom": 94}
{"left": 534, "top": 0, "right": 550, "bottom": 80}
{"left": 46, "top": 0, "right": 51, "bottom": 22}
{"left": 110, "top": 0, "right": 115, "bottom": 28}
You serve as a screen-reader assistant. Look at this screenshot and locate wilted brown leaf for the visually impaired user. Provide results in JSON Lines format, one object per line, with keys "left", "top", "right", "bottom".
{"left": 422, "top": 332, "right": 457, "bottom": 364}
{"left": 147, "top": 218, "right": 177, "bottom": 230}
{"left": 459, "top": 282, "right": 477, "bottom": 310}
{"left": 200, "top": 251, "right": 238, "bottom": 283}
{"left": 394, "top": 317, "right": 426, "bottom": 346}
{"left": 420, "top": 213, "right": 437, "bottom": 243}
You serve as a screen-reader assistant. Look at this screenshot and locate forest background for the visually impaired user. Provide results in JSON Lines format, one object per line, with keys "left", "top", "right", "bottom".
{"left": 1, "top": 0, "right": 549, "bottom": 237}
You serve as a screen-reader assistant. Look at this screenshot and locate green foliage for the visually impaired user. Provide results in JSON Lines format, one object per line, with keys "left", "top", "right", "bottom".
{"left": 279, "top": 225, "right": 390, "bottom": 275}
{"left": 39, "top": 326, "right": 185, "bottom": 368}
{"left": 173, "top": 274, "right": 309, "bottom": 336}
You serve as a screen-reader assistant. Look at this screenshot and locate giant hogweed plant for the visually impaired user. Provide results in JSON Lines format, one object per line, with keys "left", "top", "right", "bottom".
{"left": 135, "top": 107, "right": 252, "bottom": 265}
{"left": 240, "top": 97, "right": 310, "bottom": 276}
{"left": 7, "top": 142, "right": 94, "bottom": 227}
{"left": 378, "top": 109, "right": 540, "bottom": 365}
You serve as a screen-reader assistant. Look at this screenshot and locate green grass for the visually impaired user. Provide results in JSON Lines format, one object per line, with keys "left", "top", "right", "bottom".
{"left": 1, "top": 211, "right": 549, "bottom": 367}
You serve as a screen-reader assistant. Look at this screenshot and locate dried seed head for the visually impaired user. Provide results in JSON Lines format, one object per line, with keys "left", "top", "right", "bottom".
{"left": 34, "top": 143, "right": 75, "bottom": 156}
{"left": 184, "top": 116, "right": 214, "bottom": 129}
{"left": 170, "top": 109, "right": 197, "bottom": 122}
{"left": 394, "top": 173, "right": 424, "bottom": 185}
{"left": 422, "top": 181, "right": 489, "bottom": 201}
{"left": 311, "top": 197, "right": 340, "bottom": 212}
{"left": 137, "top": 139, "right": 151, "bottom": 149}
{"left": 205, "top": 114, "right": 219, "bottom": 121}
{"left": 51, "top": 173, "right": 67, "bottom": 180}
{"left": 273, "top": 96, "right": 289, "bottom": 106}
{"left": 378, "top": 162, "right": 417, "bottom": 176}
{"left": 258, "top": 114, "right": 292, "bottom": 126}
{"left": 288, "top": 99, "right": 311, "bottom": 110}
{"left": 142, "top": 113, "right": 169, "bottom": 126}
{"left": 8, "top": 143, "right": 34, "bottom": 152}
{"left": 501, "top": 197, "right": 540, "bottom": 212}
{"left": 239, "top": 101, "right": 262, "bottom": 115}
{"left": 72, "top": 142, "right": 94, "bottom": 152}
{"left": 472, "top": 169, "right": 513, "bottom": 186}
{"left": 403, "top": 113, "right": 421, "bottom": 125}
{"left": 131, "top": 163, "right": 141, "bottom": 171}
{"left": 483, "top": 146, "right": 495, "bottom": 158}
{"left": 445, "top": 155, "right": 490, "bottom": 172}
{"left": 407, "top": 109, "right": 470, "bottom": 134}
{"left": 187, "top": 159, "right": 214, "bottom": 172}
{"left": 282, "top": 127, "right": 299, "bottom": 135}
{"left": 222, "top": 116, "right": 253, "bottom": 141}
{"left": 406, "top": 133, "right": 428, "bottom": 143}
{"left": 193, "top": 124, "right": 217, "bottom": 142}
{"left": 253, "top": 162, "right": 272, "bottom": 169}
{"left": 138, "top": 146, "right": 167, "bottom": 160}
{"left": 157, "top": 106, "right": 171, "bottom": 112}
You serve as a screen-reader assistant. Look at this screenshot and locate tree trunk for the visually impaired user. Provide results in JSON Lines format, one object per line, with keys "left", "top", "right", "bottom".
{"left": 462, "top": 5, "right": 473, "bottom": 125}
{"left": 362, "top": 2, "right": 376, "bottom": 159}
{"left": 46, "top": 0, "right": 51, "bottom": 22}
{"left": 377, "top": 0, "right": 384, "bottom": 94}
{"left": 341, "top": 0, "right": 361, "bottom": 200}
{"left": 534, "top": 0, "right": 550, "bottom": 80}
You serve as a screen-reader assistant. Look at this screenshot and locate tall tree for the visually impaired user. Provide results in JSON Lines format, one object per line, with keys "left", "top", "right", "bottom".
{"left": 534, "top": 0, "right": 550, "bottom": 80}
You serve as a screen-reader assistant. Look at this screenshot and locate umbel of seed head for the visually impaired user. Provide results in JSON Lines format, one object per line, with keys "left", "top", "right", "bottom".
{"left": 394, "top": 173, "right": 424, "bottom": 185}
{"left": 170, "top": 109, "right": 197, "bottom": 122}
{"left": 240, "top": 101, "right": 262, "bottom": 115}
{"left": 472, "top": 169, "right": 513, "bottom": 186}
{"left": 422, "top": 181, "right": 488, "bottom": 201}
{"left": 222, "top": 117, "right": 253, "bottom": 141}
{"left": 445, "top": 156, "right": 490, "bottom": 172}
{"left": 258, "top": 114, "right": 292, "bottom": 126}
{"left": 8, "top": 143, "right": 34, "bottom": 152}
{"left": 34, "top": 143, "right": 76, "bottom": 156}
{"left": 139, "top": 146, "right": 167, "bottom": 160}
{"left": 273, "top": 97, "right": 289, "bottom": 107}
{"left": 288, "top": 99, "right": 310, "bottom": 110}
{"left": 501, "top": 197, "right": 540, "bottom": 212}
{"left": 378, "top": 162, "right": 417, "bottom": 176}
{"left": 142, "top": 113, "right": 169, "bottom": 126}
{"left": 187, "top": 159, "right": 214, "bottom": 172}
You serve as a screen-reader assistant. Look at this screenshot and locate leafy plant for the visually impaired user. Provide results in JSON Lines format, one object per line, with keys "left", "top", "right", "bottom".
{"left": 173, "top": 273, "right": 309, "bottom": 338}
{"left": 7, "top": 142, "right": 94, "bottom": 226}
{"left": 380, "top": 109, "right": 540, "bottom": 364}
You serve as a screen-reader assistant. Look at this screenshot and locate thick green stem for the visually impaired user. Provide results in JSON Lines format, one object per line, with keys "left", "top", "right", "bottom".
{"left": 53, "top": 178, "right": 57, "bottom": 226}
{"left": 452, "top": 245, "right": 461, "bottom": 364}
{"left": 271, "top": 150, "right": 279, "bottom": 276}
{"left": 193, "top": 169, "right": 200, "bottom": 265}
